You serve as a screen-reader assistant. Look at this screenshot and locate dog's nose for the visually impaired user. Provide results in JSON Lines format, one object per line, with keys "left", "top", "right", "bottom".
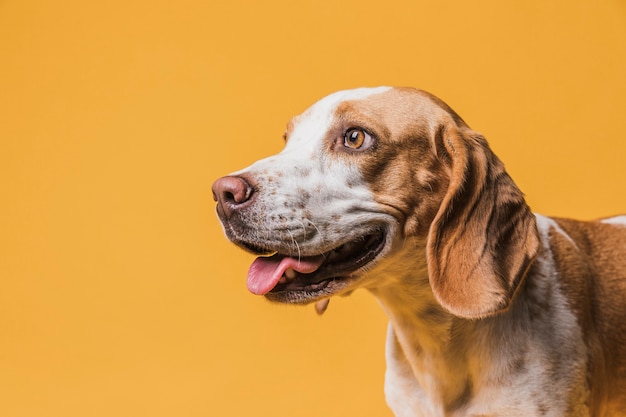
{"left": 212, "top": 176, "right": 254, "bottom": 219}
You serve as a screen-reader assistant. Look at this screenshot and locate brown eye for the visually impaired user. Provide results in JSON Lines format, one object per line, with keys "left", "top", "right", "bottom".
{"left": 344, "top": 128, "right": 370, "bottom": 149}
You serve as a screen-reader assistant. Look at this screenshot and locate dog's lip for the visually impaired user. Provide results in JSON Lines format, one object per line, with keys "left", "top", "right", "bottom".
{"left": 260, "top": 230, "right": 387, "bottom": 299}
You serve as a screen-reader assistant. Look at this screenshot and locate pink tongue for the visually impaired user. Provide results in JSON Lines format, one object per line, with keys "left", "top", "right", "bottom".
{"left": 247, "top": 254, "right": 325, "bottom": 295}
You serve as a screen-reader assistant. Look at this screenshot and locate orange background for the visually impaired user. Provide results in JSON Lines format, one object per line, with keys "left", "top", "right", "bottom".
{"left": 1, "top": 1, "right": 625, "bottom": 416}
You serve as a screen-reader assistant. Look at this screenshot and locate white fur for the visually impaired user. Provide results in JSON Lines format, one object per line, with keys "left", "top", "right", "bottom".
{"left": 229, "top": 87, "right": 393, "bottom": 256}
{"left": 602, "top": 215, "right": 626, "bottom": 227}
{"left": 535, "top": 213, "right": 578, "bottom": 249}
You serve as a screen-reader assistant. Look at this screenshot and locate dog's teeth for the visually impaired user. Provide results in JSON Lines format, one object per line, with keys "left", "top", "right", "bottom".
{"left": 285, "top": 268, "right": 297, "bottom": 279}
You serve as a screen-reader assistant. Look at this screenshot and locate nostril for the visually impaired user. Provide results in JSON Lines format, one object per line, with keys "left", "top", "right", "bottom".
{"left": 212, "top": 176, "right": 255, "bottom": 219}
{"left": 223, "top": 191, "right": 236, "bottom": 203}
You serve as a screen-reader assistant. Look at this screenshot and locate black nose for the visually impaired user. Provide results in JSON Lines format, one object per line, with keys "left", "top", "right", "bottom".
{"left": 212, "top": 176, "right": 254, "bottom": 219}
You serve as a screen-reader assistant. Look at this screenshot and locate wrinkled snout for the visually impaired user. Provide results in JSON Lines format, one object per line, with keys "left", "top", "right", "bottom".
{"left": 212, "top": 175, "right": 254, "bottom": 220}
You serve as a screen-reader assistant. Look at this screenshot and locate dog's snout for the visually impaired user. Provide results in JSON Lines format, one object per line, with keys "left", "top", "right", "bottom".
{"left": 212, "top": 176, "right": 254, "bottom": 219}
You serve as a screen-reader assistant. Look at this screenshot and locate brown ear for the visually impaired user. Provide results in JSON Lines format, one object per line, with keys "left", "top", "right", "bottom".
{"left": 426, "top": 125, "right": 541, "bottom": 319}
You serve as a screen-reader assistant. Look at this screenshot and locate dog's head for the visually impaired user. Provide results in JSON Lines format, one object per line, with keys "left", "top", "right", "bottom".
{"left": 212, "top": 87, "right": 540, "bottom": 318}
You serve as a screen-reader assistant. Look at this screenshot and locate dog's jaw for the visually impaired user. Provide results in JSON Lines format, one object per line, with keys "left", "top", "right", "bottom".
{"left": 215, "top": 87, "right": 402, "bottom": 302}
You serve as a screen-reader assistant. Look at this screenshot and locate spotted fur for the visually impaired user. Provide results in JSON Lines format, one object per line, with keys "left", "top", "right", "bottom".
{"left": 213, "top": 87, "right": 626, "bottom": 416}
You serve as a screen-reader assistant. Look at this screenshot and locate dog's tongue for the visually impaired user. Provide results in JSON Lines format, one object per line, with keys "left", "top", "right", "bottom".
{"left": 247, "top": 254, "right": 325, "bottom": 295}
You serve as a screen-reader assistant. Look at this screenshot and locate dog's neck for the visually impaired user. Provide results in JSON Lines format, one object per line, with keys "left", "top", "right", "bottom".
{"left": 368, "top": 247, "right": 589, "bottom": 416}
{"left": 369, "top": 264, "right": 475, "bottom": 413}
{"left": 366, "top": 239, "right": 528, "bottom": 414}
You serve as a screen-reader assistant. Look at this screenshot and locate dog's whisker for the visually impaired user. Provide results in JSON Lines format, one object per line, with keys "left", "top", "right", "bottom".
{"left": 287, "top": 230, "right": 301, "bottom": 262}
{"left": 297, "top": 219, "right": 308, "bottom": 241}
{"left": 307, "top": 220, "right": 328, "bottom": 255}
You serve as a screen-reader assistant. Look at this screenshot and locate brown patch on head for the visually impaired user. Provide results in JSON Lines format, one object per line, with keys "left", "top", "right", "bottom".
{"left": 326, "top": 88, "right": 462, "bottom": 238}
{"left": 328, "top": 87, "right": 540, "bottom": 318}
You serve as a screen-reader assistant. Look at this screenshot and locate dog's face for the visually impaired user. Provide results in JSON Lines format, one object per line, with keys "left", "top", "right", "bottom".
{"left": 213, "top": 87, "right": 540, "bottom": 318}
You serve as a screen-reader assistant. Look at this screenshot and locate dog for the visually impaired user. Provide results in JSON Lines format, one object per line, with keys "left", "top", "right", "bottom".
{"left": 212, "top": 87, "right": 626, "bottom": 416}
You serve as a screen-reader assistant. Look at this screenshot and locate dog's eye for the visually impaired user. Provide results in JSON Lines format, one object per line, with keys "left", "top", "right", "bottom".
{"left": 344, "top": 128, "right": 371, "bottom": 150}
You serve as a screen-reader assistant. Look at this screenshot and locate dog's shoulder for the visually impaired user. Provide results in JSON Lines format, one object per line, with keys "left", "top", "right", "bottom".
{"left": 535, "top": 214, "right": 626, "bottom": 324}
{"left": 546, "top": 215, "right": 626, "bottom": 283}
{"left": 534, "top": 214, "right": 626, "bottom": 412}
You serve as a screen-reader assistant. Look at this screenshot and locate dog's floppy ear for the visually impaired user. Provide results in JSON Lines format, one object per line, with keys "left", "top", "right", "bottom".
{"left": 426, "top": 124, "right": 541, "bottom": 319}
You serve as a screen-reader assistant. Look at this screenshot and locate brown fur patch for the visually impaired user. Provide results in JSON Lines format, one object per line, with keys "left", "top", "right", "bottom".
{"left": 332, "top": 88, "right": 540, "bottom": 318}
{"left": 549, "top": 218, "right": 626, "bottom": 413}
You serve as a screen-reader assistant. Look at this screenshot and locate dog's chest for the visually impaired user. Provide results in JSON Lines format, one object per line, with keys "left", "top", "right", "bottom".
{"left": 385, "top": 333, "right": 587, "bottom": 417}
{"left": 382, "top": 252, "right": 590, "bottom": 417}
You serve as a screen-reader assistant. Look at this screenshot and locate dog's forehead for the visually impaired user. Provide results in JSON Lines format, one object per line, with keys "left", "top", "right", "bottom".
{"left": 308, "top": 86, "right": 393, "bottom": 113}
{"left": 285, "top": 87, "right": 449, "bottom": 144}
{"left": 286, "top": 87, "right": 391, "bottom": 138}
